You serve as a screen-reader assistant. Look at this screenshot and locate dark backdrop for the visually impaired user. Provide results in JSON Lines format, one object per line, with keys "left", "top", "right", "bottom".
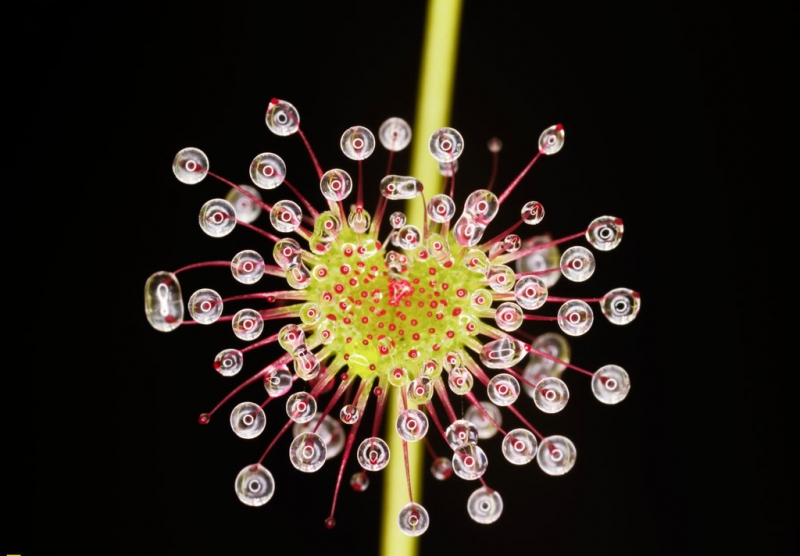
{"left": 8, "top": 1, "right": 794, "bottom": 555}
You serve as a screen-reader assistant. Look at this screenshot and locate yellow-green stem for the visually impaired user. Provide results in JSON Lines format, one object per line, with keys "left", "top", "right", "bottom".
{"left": 380, "top": 1, "right": 463, "bottom": 554}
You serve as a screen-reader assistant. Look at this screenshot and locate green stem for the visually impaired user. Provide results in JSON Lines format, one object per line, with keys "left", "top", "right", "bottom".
{"left": 380, "top": 1, "right": 463, "bottom": 555}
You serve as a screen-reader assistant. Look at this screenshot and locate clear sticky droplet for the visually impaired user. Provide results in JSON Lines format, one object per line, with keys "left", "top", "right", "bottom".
{"left": 263, "top": 366, "right": 293, "bottom": 397}
{"left": 278, "top": 323, "right": 307, "bottom": 353}
{"left": 601, "top": 287, "right": 641, "bottom": 325}
{"left": 442, "top": 351, "right": 463, "bottom": 372}
{"left": 292, "top": 346, "right": 320, "bottom": 380}
{"left": 465, "top": 401, "right": 502, "bottom": 439}
{"left": 231, "top": 308, "right": 264, "bottom": 341}
{"left": 340, "top": 126, "right": 376, "bottom": 160}
{"left": 480, "top": 338, "right": 526, "bottom": 369}
{"left": 234, "top": 464, "right": 274, "bottom": 506}
{"left": 286, "top": 262, "right": 312, "bottom": 290}
{"left": 173, "top": 147, "right": 208, "bottom": 184}
{"left": 467, "top": 487, "right": 503, "bottom": 524}
{"left": 225, "top": 185, "right": 262, "bottom": 224}
{"left": 270, "top": 200, "right": 302, "bottom": 233}
{"left": 427, "top": 194, "right": 456, "bottom": 223}
{"left": 144, "top": 271, "right": 183, "bottom": 332}
{"left": 503, "top": 234, "right": 521, "bottom": 253}
{"left": 397, "top": 225, "right": 421, "bottom": 250}
{"left": 502, "top": 428, "right": 538, "bottom": 465}
{"left": 375, "top": 335, "right": 393, "bottom": 357}
{"left": 437, "top": 159, "right": 459, "bottom": 177}
{"left": 430, "top": 457, "right": 453, "bottom": 480}
{"left": 514, "top": 275, "right": 548, "bottom": 310}
{"left": 214, "top": 348, "right": 243, "bottom": 377}
{"left": 515, "top": 234, "right": 562, "bottom": 289}
{"left": 420, "top": 359, "right": 443, "bottom": 380}
{"left": 486, "top": 264, "right": 515, "bottom": 292}
{"left": 286, "top": 392, "right": 317, "bottom": 423}
{"left": 586, "top": 216, "right": 623, "bottom": 251}
{"left": 407, "top": 377, "right": 434, "bottom": 404}
{"left": 188, "top": 288, "right": 223, "bottom": 324}
{"left": 521, "top": 201, "right": 544, "bottom": 225}
{"left": 379, "top": 117, "right": 412, "bottom": 151}
{"left": 339, "top": 404, "right": 360, "bottom": 425}
{"left": 429, "top": 127, "right": 464, "bottom": 162}
{"left": 538, "top": 124, "right": 565, "bottom": 155}
{"left": 273, "top": 238, "right": 303, "bottom": 270}
{"left": 249, "top": 152, "right": 286, "bottom": 190}
{"left": 464, "top": 249, "right": 489, "bottom": 274}
{"left": 358, "top": 238, "right": 378, "bottom": 259}
{"left": 293, "top": 415, "right": 345, "bottom": 458}
{"left": 298, "top": 302, "right": 321, "bottom": 325}
{"left": 487, "top": 373, "right": 520, "bottom": 406}
{"left": 427, "top": 233, "right": 451, "bottom": 263}
{"left": 495, "top": 302, "right": 524, "bottom": 331}
{"left": 231, "top": 250, "right": 265, "bottom": 285}
{"left": 537, "top": 435, "right": 576, "bottom": 476}
{"left": 533, "top": 377, "right": 570, "bottom": 413}
{"left": 230, "top": 402, "right": 267, "bottom": 439}
{"left": 357, "top": 437, "right": 390, "bottom": 471}
{"left": 398, "top": 502, "right": 429, "bottom": 537}
{"left": 470, "top": 288, "right": 493, "bottom": 312}
{"left": 265, "top": 98, "right": 300, "bottom": 136}
{"left": 309, "top": 237, "right": 330, "bottom": 255}
{"left": 314, "top": 211, "right": 342, "bottom": 242}
{"left": 445, "top": 419, "right": 479, "bottom": 450}
{"left": 557, "top": 300, "right": 594, "bottom": 336}
{"left": 452, "top": 444, "right": 489, "bottom": 480}
{"left": 309, "top": 236, "right": 331, "bottom": 254}
{"left": 591, "top": 364, "right": 631, "bottom": 404}
{"left": 198, "top": 198, "right": 236, "bottom": 237}
{"left": 458, "top": 313, "right": 480, "bottom": 337}
{"left": 523, "top": 333, "right": 570, "bottom": 398}
{"left": 347, "top": 207, "right": 371, "bottom": 234}
{"left": 464, "top": 189, "right": 499, "bottom": 225}
{"left": 389, "top": 211, "right": 406, "bottom": 229}
{"left": 388, "top": 366, "right": 409, "bottom": 387}
{"left": 453, "top": 214, "right": 486, "bottom": 247}
{"left": 380, "top": 175, "right": 423, "bottom": 200}
{"left": 289, "top": 432, "right": 327, "bottom": 472}
{"left": 560, "top": 246, "right": 596, "bottom": 282}
{"left": 350, "top": 471, "right": 369, "bottom": 492}
{"left": 320, "top": 169, "right": 353, "bottom": 201}
{"left": 530, "top": 333, "right": 570, "bottom": 375}
{"left": 396, "top": 409, "right": 429, "bottom": 442}
{"left": 448, "top": 366, "right": 474, "bottom": 395}
{"left": 312, "top": 266, "right": 331, "bottom": 288}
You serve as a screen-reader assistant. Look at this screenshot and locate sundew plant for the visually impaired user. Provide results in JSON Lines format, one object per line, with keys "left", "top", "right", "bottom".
{"left": 144, "top": 97, "right": 640, "bottom": 536}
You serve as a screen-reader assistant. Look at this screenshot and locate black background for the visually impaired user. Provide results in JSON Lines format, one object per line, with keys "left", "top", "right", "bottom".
{"left": 8, "top": 1, "right": 794, "bottom": 555}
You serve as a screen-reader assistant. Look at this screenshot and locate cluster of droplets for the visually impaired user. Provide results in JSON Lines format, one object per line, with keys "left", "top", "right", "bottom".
{"left": 145, "top": 98, "right": 641, "bottom": 536}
